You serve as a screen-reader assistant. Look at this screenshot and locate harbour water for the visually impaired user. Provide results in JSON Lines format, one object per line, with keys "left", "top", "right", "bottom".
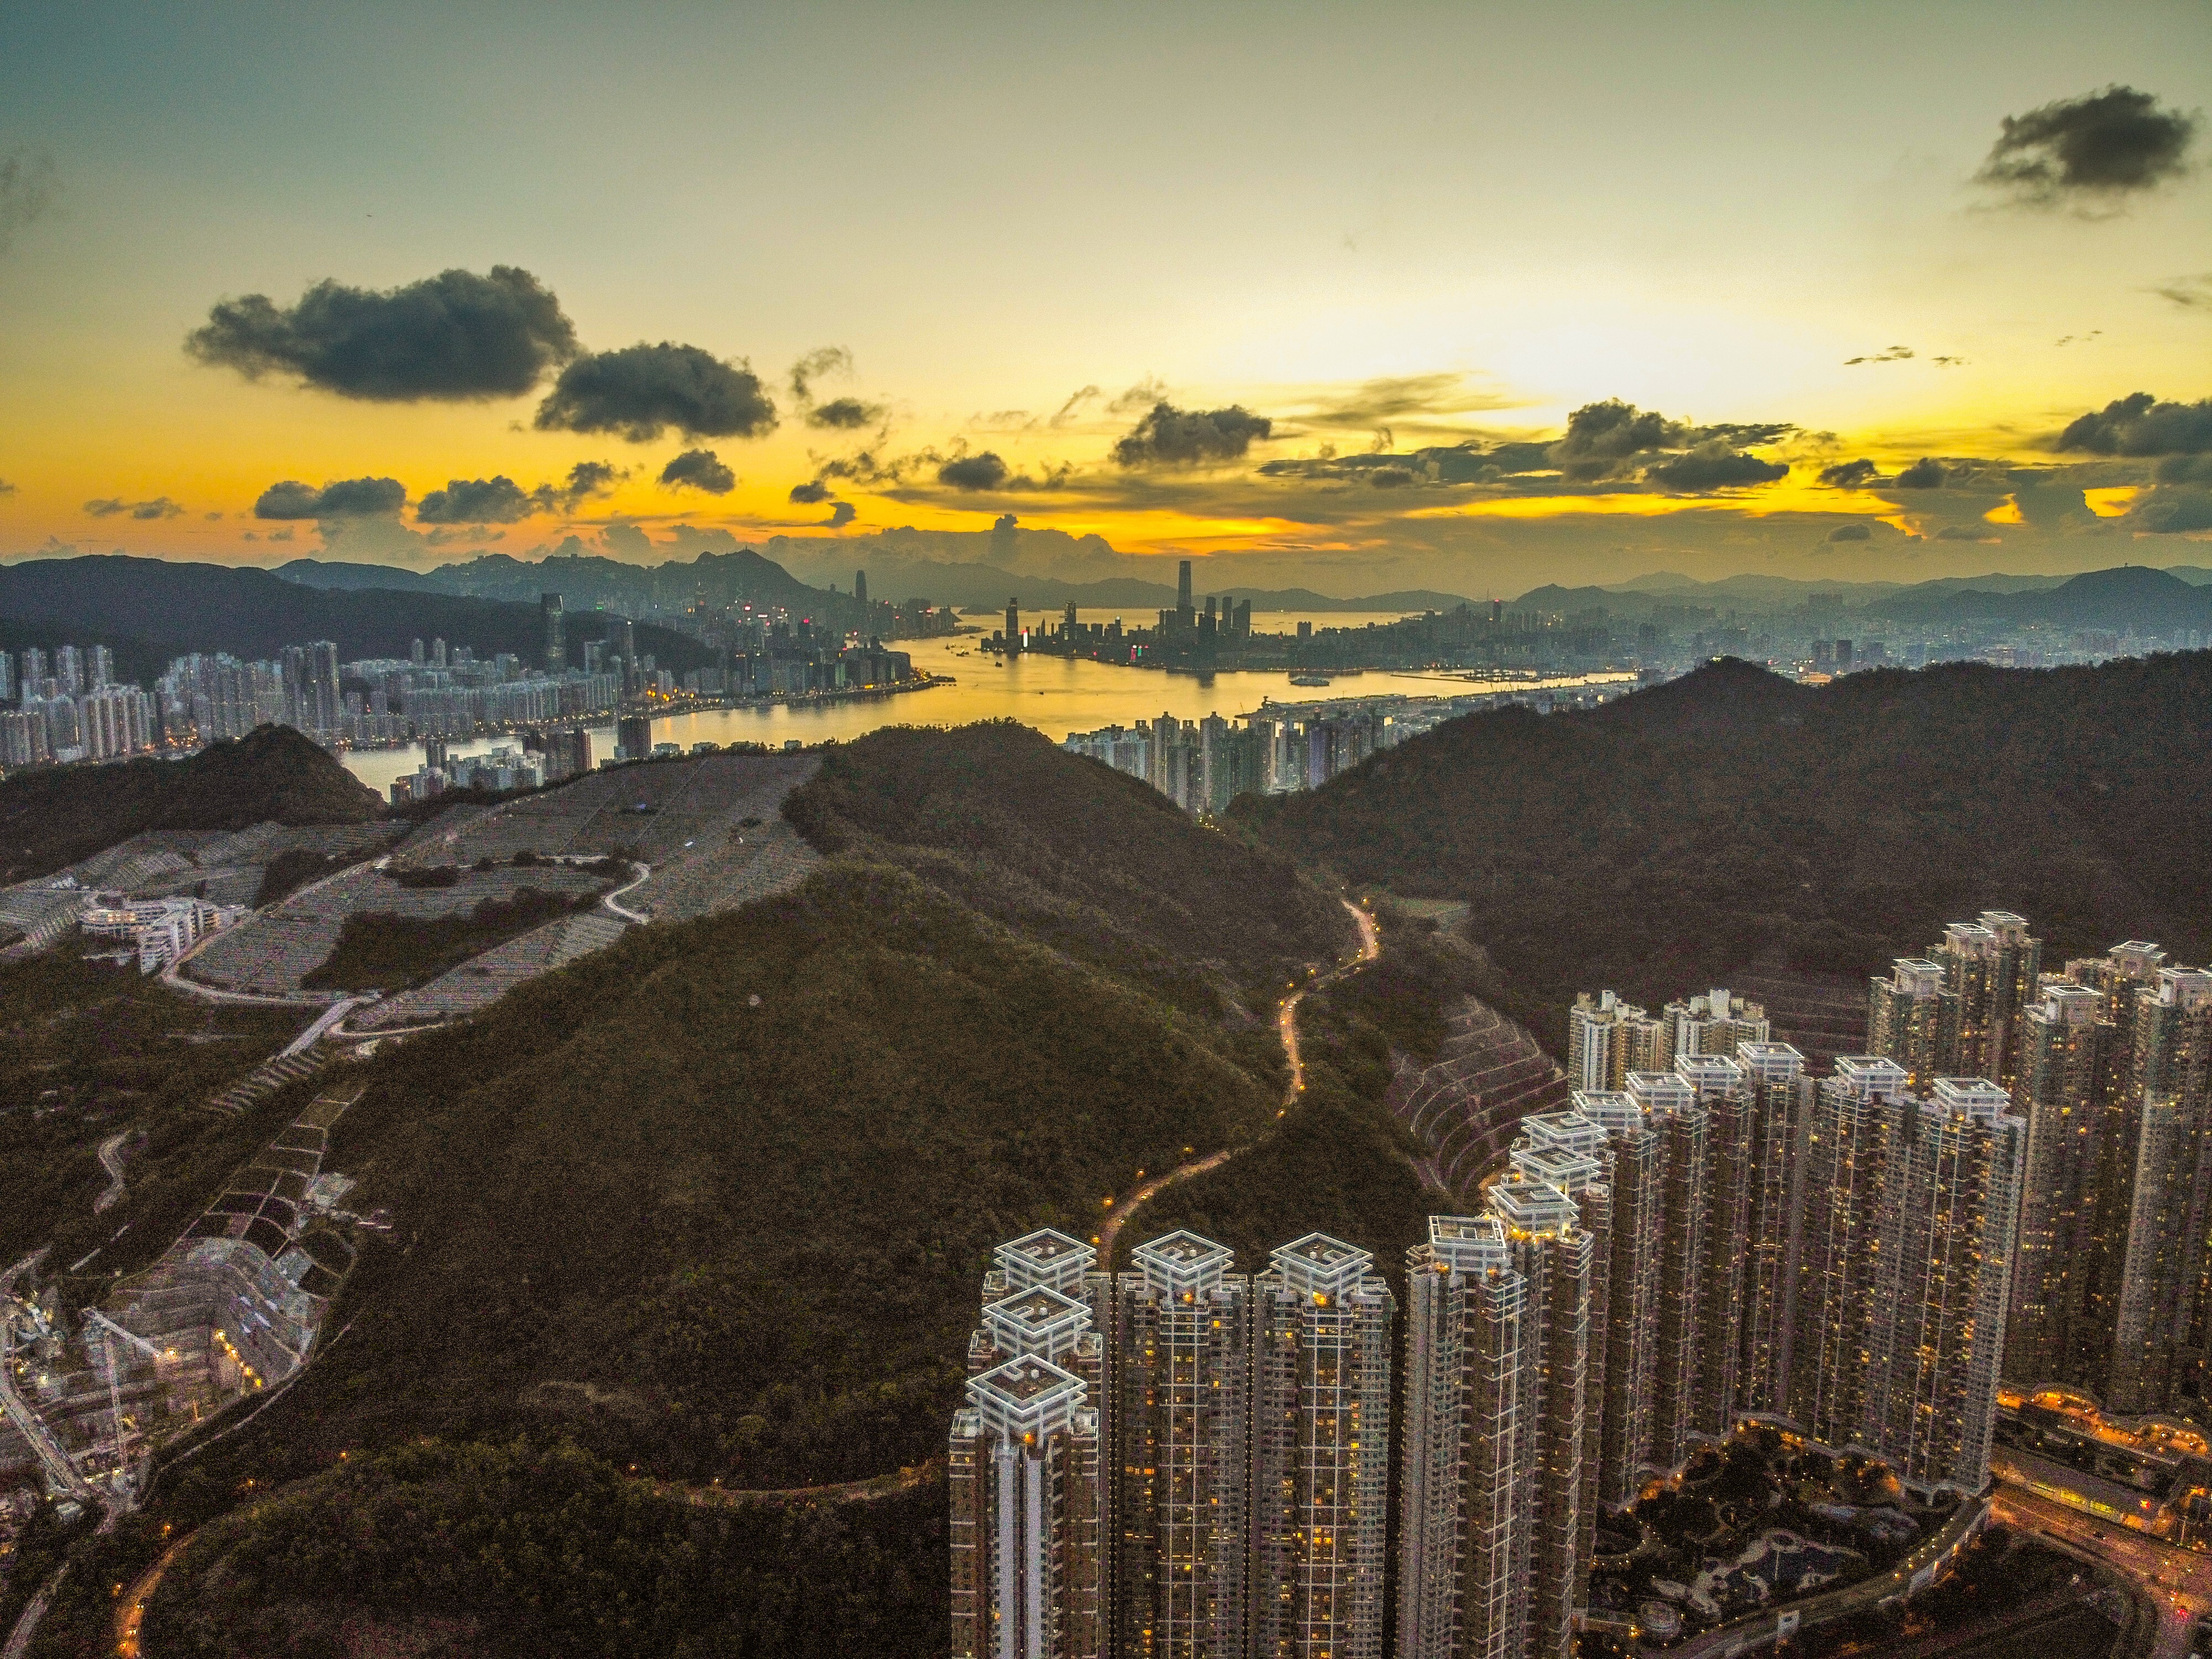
{"left": 338, "top": 621, "right": 1631, "bottom": 796}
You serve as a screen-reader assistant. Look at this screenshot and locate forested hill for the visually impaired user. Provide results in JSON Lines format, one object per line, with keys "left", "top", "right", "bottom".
{"left": 0, "top": 723, "right": 383, "bottom": 881}
{"left": 64, "top": 728, "right": 1355, "bottom": 1659}
{"left": 788, "top": 721, "right": 1350, "bottom": 1010}
{"left": 1240, "top": 654, "right": 2212, "bottom": 1043}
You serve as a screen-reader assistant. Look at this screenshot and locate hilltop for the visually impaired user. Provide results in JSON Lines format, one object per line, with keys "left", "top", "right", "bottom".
{"left": 1242, "top": 653, "right": 2212, "bottom": 1048}
{"left": 0, "top": 555, "right": 711, "bottom": 669}
{"left": 0, "top": 723, "right": 383, "bottom": 881}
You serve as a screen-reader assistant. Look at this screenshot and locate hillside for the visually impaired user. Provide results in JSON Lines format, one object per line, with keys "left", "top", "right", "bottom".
{"left": 786, "top": 721, "right": 1352, "bottom": 1010}
{"left": 0, "top": 723, "right": 383, "bottom": 882}
{"left": 0, "top": 554, "right": 709, "bottom": 669}
{"left": 1242, "top": 654, "right": 2212, "bottom": 1050}
{"left": 14, "top": 728, "right": 1357, "bottom": 1658}
{"left": 1866, "top": 564, "right": 2212, "bottom": 632}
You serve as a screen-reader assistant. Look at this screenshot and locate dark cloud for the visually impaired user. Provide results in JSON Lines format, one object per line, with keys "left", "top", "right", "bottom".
{"left": 1297, "top": 373, "right": 1522, "bottom": 429}
{"left": 538, "top": 460, "right": 625, "bottom": 511}
{"left": 534, "top": 342, "right": 777, "bottom": 442}
{"left": 1931, "top": 356, "right": 1968, "bottom": 368}
{"left": 940, "top": 452, "right": 1014, "bottom": 491}
{"left": 807, "top": 397, "right": 885, "bottom": 430}
{"left": 1368, "top": 467, "right": 1417, "bottom": 488}
{"left": 2127, "top": 489, "right": 2212, "bottom": 534}
{"left": 2156, "top": 454, "right": 2212, "bottom": 484}
{"left": 825, "top": 503, "right": 857, "bottom": 529}
{"left": 1936, "top": 525, "right": 1997, "bottom": 541}
{"left": 1547, "top": 400, "right": 1692, "bottom": 482}
{"left": 1891, "top": 458, "right": 1947, "bottom": 489}
{"left": 415, "top": 476, "right": 535, "bottom": 524}
{"left": 2154, "top": 274, "right": 2212, "bottom": 311}
{"left": 789, "top": 347, "right": 852, "bottom": 401}
{"left": 1975, "top": 86, "right": 2199, "bottom": 206}
{"left": 1818, "top": 458, "right": 1882, "bottom": 488}
{"left": 2057, "top": 392, "right": 2212, "bottom": 456}
{"left": 253, "top": 477, "right": 406, "bottom": 519}
{"left": 1646, "top": 445, "right": 1790, "bottom": 491}
{"left": 85, "top": 495, "right": 185, "bottom": 520}
{"left": 0, "top": 478, "right": 14, "bottom": 496}
{"left": 1844, "top": 346, "right": 1914, "bottom": 366}
{"left": 1112, "top": 401, "right": 1273, "bottom": 468}
{"left": 789, "top": 480, "right": 833, "bottom": 504}
{"left": 187, "top": 266, "right": 577, "bottom": 401}
{"left": 659, "top": 448, "right": 737, "bottom": 495}
{"left": 0, "top": 150, "right": 57, "bottom": 257}
{"left": 1826, "top": 522, "right": 1872, "bottom": 542}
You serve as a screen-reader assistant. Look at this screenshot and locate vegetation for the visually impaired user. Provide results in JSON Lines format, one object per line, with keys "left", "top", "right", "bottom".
{"left": 251, "top": 844, "right": 361, "bottom": 906}
{"left": 789, "top": 722, "right": 1351, "bottom": 1014}
{"left": 0, "top": 723, "right": 383, "bottom": 883}
{"left": 300, "top": 885, "right": 604, "bottom": 991}
{"left": 1244, "top": 654, "right": 2212, "bottom": 1050}
{"left": 131, "top": 1439, "right": 943, "bottom": 1659}
{"left": 0, "top": 944, "right": 306, "bottom": 1272}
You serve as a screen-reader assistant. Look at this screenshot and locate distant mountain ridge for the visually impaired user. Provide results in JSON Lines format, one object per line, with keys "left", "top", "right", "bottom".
{"left": 0, "top": 555, "right": 712, "bottom": 670}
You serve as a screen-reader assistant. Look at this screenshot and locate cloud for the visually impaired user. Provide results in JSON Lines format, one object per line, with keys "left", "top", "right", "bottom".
{"left": 940, "top": 452, "right": 1014, "bottom": 491}
{"left": 789, "top": 480, "right": 833, "bottom": 504}
{"left": 533, "top": 341, "right": 776, "bottom": 442}
{"left": 1935, "top": 525, "right": 1997, "bottom": 541}
{"left": 0, "top": 478, "right": 15, "bottom": 496}
{"left": 1891, "top": 458, "right": 1947, "bottom": 489}
{"left": 1825, "top": 522, "right": 1873, "bottom": 542}
{"left": 1975, "top": 85, "right": 2199, "bottom": 207}
{"left": 84, "top": 495, "right": 186, "bottom": 520}
{"left": 1931, "top": 356, "right": 1967, "bottom": 368}
{"left": 415, "top": 476, "right": 536, "bottom": 524}
{"left": 538, "top": 459, "right": 625, "bottom": 511}
{"left": 1645, "top": 443, "right": 1789, "bottom": 491}
{"left": 789, "top": 346, "right": 852, "bottom": 401}
{"left": 1112, "top": 401, "right": 1274, "bottom": 468}
{"left": 1108, "top": 377, "right": 1169, "bottom": 415}
{"left": 187, "top": 265, "right": 577, "bottom": 401}
{"left": 2127, "top": 489, "right": 2212, "bottom": 534}
{"left": 1547, "top": 400, "right": 1693, "bottom": 482}
{"left": 2153, "top": 274, "right": 2212, "bottom": 311}
{"left": 807, "top": 396, "right": 884, "bottom": 430}
{"left": 1844, "top": 346, "right": 1914, "bottom": 366}
{"left": 826, "top": 502, "right": 857, "bottom": 529}
{"left": 659, "top": 448, "right": 737, "bottom": 495}
{"left": 1818, "top": 458, "right": 1881, "bottom": 488}
{"left": 253, "top": 476, "right": 406, "bottom": 519}
{"left": 1049, "top": 385, "right": 1101, "bottom": 427}
{"left": 2057, "top": 392, "right": 2212, "bottom": 456}
{"left": 0, "top": 150, "right": 58, "bottom": 257}
{"left": 1296, "top": 372, "right": 1525, "bottom": 429}
{"left": 2157, "top": 455, "right": 2212, "bottom": 485}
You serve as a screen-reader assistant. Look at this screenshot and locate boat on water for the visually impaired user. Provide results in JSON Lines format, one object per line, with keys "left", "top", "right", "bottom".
{"left": 1288, "top": 675, "right": 1331, "bottom": 687}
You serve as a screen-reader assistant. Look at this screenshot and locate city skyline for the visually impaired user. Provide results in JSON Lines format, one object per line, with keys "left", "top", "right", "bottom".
{"left": 2, "top": 5, "right": 2209, "bottom": 594}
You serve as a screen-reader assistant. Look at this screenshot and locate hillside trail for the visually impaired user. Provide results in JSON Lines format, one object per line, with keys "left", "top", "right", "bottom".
{"left": 1097, "top": 896, "right": 1380, "bottom": 1261}
{"left": 92, "top": 902, "right": 1386, "bottom": 1652}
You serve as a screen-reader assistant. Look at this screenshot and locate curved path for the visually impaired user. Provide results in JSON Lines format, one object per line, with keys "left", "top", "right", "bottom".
{"left": 1098, "top": 898, "right": 1379, "bottom": 1260}
{"left": 599, "top": 861, "right": 653, "bottom": 924}
{"left": 94, "top": 1133, "right": 130, "bottom": 1213}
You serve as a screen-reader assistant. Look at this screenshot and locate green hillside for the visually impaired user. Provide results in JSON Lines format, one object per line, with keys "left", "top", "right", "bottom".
{"left": 1242, "top": 654, "right": 2212, "bottom": 1049}
{"left": 0, "top": 723, "right": 383, "bottom": 882}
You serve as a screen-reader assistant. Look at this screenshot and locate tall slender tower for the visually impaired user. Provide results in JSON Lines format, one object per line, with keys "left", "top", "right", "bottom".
{"left": 1399, "top": 1215, "right": 1526, "bottom": 1659}
{"left": 1251, "top": 1235, "right": 1395, "bottom": 1659}
{"left": 1872, "top": 1078, "right": 2025, "bottom": 1495}
{"left": 2108, "top": 968, "right": 2212, "bottom": 1412}
{"left": 1564, "top": 1089, "right": 1660, "bottom": 1505}
{"left": 1867, "top": 960, "right": 1954, "bottom": 1091}
{"left": 1627, "top": 1070, "right": 1706, "bottom": 1470}
{"left": 541, "top": 592, "right": 566, "bottom": 671}
{"left": 952, "top": 1357, "right": 1105, "bottom": 1659}
{"left": 1734, "top": 1043, "right": 1808, "bottom": 1417}
{"left": 1114, "top": 1231, "right": 1253, "bottom": 1659}
{"left": 2005, "top": 984, "right": 2114, "bottom": 1389}
{"left": 1676, "top": 1053, "right": 1752, "bottom": 1435}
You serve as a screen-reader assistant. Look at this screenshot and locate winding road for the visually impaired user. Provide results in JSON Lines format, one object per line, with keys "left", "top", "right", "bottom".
{"left": 1097, "top": 897, "right": 1380, "bottom": 1260}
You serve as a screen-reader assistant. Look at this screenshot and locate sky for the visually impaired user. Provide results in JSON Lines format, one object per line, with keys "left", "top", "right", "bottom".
{"left": 1, "top": 1, "right": 2209, "bottom": 597}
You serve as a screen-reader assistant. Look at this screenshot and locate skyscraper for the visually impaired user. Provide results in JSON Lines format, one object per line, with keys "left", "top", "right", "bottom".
{"left": 1557, "top": 1090, "right": 1659, "bottom": 1506}
{"left": 1177, "top": 561, "right": 1194, "bottom": 632}
{"left": 1661, "top": 989, "right": 1769, "bottom": 1060}
{"left": 1007, "top": 598, "right": 1022, "bottom": 654}
{"left": 1250, "top": 1235, "right": 1394, "bottom": 1659}
{"left": 1734, "top": 1043, "right": 1809, "bottom": 1417}
{"left": 2006, "top": 983, "right": 2115, "bottom": 1389}
{"left": 2108, "top": 968, "right": 2212, "bottom": 1413}
{"left": 1114, "top": 1231, "right": 1252, "bottom": 1659}
{"left": 1567, "top": 992, "right": 1667, "bottom": 1092}
{"left": 542, "top": 593, "right": 566, "bottom": 671}
{"left": 1627, "top": 1069, "right": 1705, "bottom": 1470}
{"left": 855, "top": 569, "right": 868, "bottom": 607}
{"left": 1867, "top": 959, "right": 1952, "bottom": 1090}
